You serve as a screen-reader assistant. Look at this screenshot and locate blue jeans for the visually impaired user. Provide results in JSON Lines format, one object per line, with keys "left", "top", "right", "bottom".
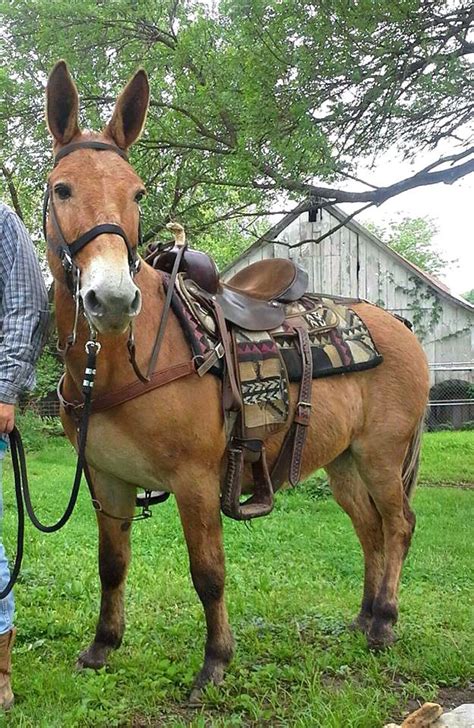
{"left": 0, "top": 443, "right": 15, "bottom": 635}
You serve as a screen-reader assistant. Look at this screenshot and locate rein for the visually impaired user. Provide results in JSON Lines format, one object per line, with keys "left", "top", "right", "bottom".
{"left": 0, "top": 142, "right": 196, "bottom": 597}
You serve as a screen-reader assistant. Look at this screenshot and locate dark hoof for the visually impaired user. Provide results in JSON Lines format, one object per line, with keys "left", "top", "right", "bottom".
{"left": 186, "top": 689, "right": 204, "bottom": 708}
{"left": 349, "top": 613, "right": 372, "bottom": 635}
{"left": 367, "top": 623, "right": 397, "bottom": 651}
{"left": 76, "top": 643, "right": 112, "bottom": 671}
{"left": 188, "top": 658, "right": 226, "bottom": 705}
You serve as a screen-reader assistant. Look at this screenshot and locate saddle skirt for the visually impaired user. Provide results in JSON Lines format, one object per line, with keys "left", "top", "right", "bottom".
{"left": 168, "top": 273, "right": 383, "bottom": 440}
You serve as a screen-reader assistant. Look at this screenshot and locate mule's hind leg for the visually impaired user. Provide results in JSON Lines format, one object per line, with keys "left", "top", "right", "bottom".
{"left": 174, "top": 471, "right": 234, "bottom": 703}
{"left": 325, "top": 451, "right": 385, "bottom": 634}
{"left": 352, "top": 440, "right": 416, "bottom": 649}
{"left": 77, "top": 472, "right": 136, "bottom": 670}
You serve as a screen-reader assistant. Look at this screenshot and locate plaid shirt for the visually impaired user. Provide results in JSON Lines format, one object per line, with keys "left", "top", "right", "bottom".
{"left": 0, "top": 203, "right": 49, "bottom": 408}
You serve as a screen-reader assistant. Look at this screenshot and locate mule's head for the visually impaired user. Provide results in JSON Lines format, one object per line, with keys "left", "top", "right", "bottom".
{"left": 46, "top": 61, "right": 150, "bottom": 334}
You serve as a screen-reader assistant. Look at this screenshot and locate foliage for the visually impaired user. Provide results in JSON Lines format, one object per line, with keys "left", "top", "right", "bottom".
{"left": 1, "top": 0, "right": 473, "bottom": 251}
{"left": 31, "top": 349, "right": 63, "bottom": 400}
{"left": 462, "top": 289, "right": 474, "bottom": 304}
{"left": 15, "top": 409, "right": 64, "bottom": 451}
{"left": 366, "top": 216, "right": 453, "bottom": 277}
{"left": 0, "top": 434, "right": 472, "bottom": 726}
{"left": 298, "top": 470, "right": 332, "bottom": 500}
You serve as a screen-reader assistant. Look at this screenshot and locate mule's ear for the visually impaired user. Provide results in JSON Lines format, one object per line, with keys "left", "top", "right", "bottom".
{"left": 46, "top": 61, "right": 81, "bottom": 145}
{"left": 104, "top": 70, "right": 149, "bottom": 150}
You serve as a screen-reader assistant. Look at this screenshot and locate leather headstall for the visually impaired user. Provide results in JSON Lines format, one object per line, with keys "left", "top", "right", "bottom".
{"left": 42, "top": 141, "right": 141, "bottom": 290}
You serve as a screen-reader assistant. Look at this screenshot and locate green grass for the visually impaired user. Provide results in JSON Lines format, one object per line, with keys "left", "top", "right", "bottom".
{"left": 419, "top": 431, "right": 474, "bottom": 485}
{"left": 0, "top": 433, "right": 472, "bottom": 727}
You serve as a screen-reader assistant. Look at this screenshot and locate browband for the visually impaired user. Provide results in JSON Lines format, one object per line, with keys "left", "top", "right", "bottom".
{"left": 54, "top": 141, "right": 128, "bottom": 166}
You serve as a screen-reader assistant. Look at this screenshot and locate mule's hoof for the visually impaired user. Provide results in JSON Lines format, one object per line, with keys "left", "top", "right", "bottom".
{"left": 76, "top": 644, "right": 110, "bottom": 671}
{"left": 188, "top": 657, "right": 226, "bottom": 704}
{"left": 186, "top": 688, "right": 204, "bottom": 708}
{"left": 367, "top": 624, "right": 397, "bottom": 651}
{"left": 349, "top": 614, "right": 371, "bottom": 635}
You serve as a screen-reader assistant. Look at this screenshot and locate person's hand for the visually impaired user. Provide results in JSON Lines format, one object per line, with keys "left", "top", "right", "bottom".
{"left": 0, "top": 404, "right": 15, "bottom": 434}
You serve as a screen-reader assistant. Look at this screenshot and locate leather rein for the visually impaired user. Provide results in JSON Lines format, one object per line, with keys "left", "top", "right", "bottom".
{"left": 0, "top": 144, "right": 197, "bottom": 599}
{"left": 42, "top": 143, "right": 195, "bottom": 518}
{"left": 45, "top": 140, "right": 195, "bottom": 404}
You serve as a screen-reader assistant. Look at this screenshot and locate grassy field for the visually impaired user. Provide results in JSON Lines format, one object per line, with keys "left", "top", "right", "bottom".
{"left": 0, "top": 432, "right": 472, "bottom": 727}
{"left": 418, "top": 431, "right": 474, "bottom": 485}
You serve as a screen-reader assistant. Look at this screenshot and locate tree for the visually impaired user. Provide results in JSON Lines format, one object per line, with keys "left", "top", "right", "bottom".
{"left": 1, "top": 0, "right": 473, "bottom": 251}
{"left": 367, "top": 216, "right": 454, "bottom": 276}
{"left": 462, "top": 289, "right": 474, "bottom": 304}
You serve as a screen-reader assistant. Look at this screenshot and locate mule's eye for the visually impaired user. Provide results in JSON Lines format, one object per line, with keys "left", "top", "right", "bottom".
{"left": 54, "top": 183, "right": 72, "bottom": 200}
{"left": 135, "top": 190, "right": 146, "bottom": 203}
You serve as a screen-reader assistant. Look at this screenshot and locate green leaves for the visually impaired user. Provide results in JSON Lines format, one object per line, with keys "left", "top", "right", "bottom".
{"left": 367, "top": 215, "right": 454, "bottom": 277}
{"left": 1, "top": 0, "right": 472, "bottom": 252}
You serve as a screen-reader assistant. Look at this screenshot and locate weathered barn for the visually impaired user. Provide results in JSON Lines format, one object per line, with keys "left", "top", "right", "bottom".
{"left": 224, "top": 204, "right": 474, "bottom": 428}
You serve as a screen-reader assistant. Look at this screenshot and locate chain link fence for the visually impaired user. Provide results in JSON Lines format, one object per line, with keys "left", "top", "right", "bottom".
{"left": 426, "top": 363, "right": 474, "bottom": 431}
{"left": 30, "top": 363, "right": 474, "bottom": 431}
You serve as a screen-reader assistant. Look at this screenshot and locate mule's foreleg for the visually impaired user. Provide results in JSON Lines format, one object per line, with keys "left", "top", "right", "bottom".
{"left": 353, "top": 442, "right": 416, "bottom": 649}
{"left": 175, "top": 473, "right": 234, "bottom": 702}
{"left": 325, "top": 451, "right": 385, "bottom": 634}
{"left": 77, "top": 472, "right": 136, "bottom": 670}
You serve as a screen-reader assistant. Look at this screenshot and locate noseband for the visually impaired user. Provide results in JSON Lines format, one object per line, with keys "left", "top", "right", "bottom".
{"left": 42, "top": 140, "right": 141, "bottom": 286}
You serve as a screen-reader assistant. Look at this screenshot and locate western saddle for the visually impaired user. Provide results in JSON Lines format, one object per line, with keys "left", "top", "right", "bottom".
{"left": 145, "top": 233, "right": 313, "bottom": 521}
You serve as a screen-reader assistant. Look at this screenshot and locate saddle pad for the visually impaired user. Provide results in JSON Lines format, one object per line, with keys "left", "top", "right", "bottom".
{"left": 274, "top": 295, "right": 383, "bottom": 381}
{"left": 232, "top": 328, "right": 289, "bottom": 436}
{"left": 170, "top": 277, "right": 382, "bottom": 384}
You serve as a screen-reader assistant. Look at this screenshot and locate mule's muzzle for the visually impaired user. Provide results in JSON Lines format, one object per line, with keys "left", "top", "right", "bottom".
{"left": 82, "top": 285, "right": 142, "bottom": 333}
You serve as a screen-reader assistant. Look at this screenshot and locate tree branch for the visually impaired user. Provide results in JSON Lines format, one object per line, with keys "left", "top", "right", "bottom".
{"left": 274, "top": 203, "right": 375, "bottom": 249}
{"left": 1, "top": 163, "right": 24, "bottom": 220}
{"left": 256, "top": 150, "right": 474, "bottom": 205}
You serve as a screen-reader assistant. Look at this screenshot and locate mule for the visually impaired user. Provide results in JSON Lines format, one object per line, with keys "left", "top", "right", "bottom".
{"left": 45, "top": 61, "right": 429, "bottom": 699}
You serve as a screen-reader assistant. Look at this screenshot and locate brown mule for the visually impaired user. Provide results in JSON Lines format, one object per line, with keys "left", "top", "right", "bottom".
{"left": 45, "top": 61, "right": 430, "bottom": 700}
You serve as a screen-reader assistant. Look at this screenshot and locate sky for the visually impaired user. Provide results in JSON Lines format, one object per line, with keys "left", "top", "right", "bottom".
{"left": 347, "top": 153, "right": 473, "bottom": 297}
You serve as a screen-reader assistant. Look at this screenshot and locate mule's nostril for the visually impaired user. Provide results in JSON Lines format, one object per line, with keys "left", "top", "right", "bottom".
{"left": 84, "top": 289, "right": 105, "bottom": 316}
{"left": 130, "top": 289, "right": 141, "bottom": 315}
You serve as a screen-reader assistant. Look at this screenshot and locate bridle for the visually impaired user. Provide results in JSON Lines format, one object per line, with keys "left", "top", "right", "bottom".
{"left": 42, "top": 140, "right": 148, "bottom": 377}
{"left": 43, "top": 140, "right": 188, "bottom": 519}
{"left": 1, "top": 142, "right": 193, "bottom": 600}
{"left": 42, "top": 140, "right": 141, "bottom": 287}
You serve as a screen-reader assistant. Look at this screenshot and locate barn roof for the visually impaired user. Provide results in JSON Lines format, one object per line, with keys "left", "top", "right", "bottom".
{"left": 225, "top": 202, "right": 474, "bottom": 313}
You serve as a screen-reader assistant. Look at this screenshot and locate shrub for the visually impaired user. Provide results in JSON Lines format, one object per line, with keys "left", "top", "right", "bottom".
{"left": 15, "top": 410, "right": 64, "bottom": 452}
{"left": 299, "top": 471, "right": 332, "bottom": 500}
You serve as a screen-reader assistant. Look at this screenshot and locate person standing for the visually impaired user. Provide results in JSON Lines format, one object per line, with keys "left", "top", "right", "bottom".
{"left": 0, "top": 202, "right": 49, "bottom": 709}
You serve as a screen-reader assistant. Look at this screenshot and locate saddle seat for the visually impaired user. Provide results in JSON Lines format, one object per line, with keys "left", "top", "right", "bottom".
{"left": 225, "top": 258, "right": 308, "bottom": 303}
{"left": 147, "top": 243, "right": 309, "bottom": 331}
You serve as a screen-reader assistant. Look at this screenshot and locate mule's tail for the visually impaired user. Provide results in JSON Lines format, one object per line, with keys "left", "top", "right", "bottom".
{"left": 402, "top": 416, "right": 425, "bottom": 501}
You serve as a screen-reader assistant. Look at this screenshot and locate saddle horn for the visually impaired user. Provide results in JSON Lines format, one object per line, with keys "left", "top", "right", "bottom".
{"left": 166, "top": 222, "right": 186, "bottom": 248}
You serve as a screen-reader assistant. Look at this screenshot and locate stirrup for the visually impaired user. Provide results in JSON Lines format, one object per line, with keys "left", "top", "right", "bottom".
{"left": 135, "top": 489, "right": 170, "bottom": 507}
{"left": 221, "top": 441, "right": 274, "bottom": 521}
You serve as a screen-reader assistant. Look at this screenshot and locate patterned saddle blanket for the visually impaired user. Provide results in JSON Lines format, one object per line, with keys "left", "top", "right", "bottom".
{"left": 169, "top": 274, "right": 383, "bottom": 437}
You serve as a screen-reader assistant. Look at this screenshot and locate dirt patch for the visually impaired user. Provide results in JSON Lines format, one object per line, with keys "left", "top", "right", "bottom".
{"left": 435, "top": 683, "right": 474, "bottom": 709}
{"left": 402, "top": 682, "right": 474, "bottom": 720}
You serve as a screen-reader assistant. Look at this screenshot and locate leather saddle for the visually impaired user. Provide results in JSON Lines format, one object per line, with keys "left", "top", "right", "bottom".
{"left": 145, "top": 240, "right": 312, "bottom": 521}
{"left": 146, "top": 243, "right": 308, "bottom": 330}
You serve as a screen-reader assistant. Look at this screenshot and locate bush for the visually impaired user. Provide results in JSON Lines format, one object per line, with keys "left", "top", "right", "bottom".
{"left": 15, "top": 410, "right": 64, "bottom": 452}
{"left": 299, "top": 471, "right": 332, "bottom": 500}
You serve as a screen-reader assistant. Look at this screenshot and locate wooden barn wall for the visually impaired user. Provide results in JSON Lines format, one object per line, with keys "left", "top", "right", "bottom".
{"left": 224, "top": 208, "right": 473, "bottom": 381}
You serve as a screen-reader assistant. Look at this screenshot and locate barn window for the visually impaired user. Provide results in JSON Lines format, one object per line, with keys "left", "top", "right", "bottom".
{"left": 308, "top": 207, "right": 321, "bottom": 223}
